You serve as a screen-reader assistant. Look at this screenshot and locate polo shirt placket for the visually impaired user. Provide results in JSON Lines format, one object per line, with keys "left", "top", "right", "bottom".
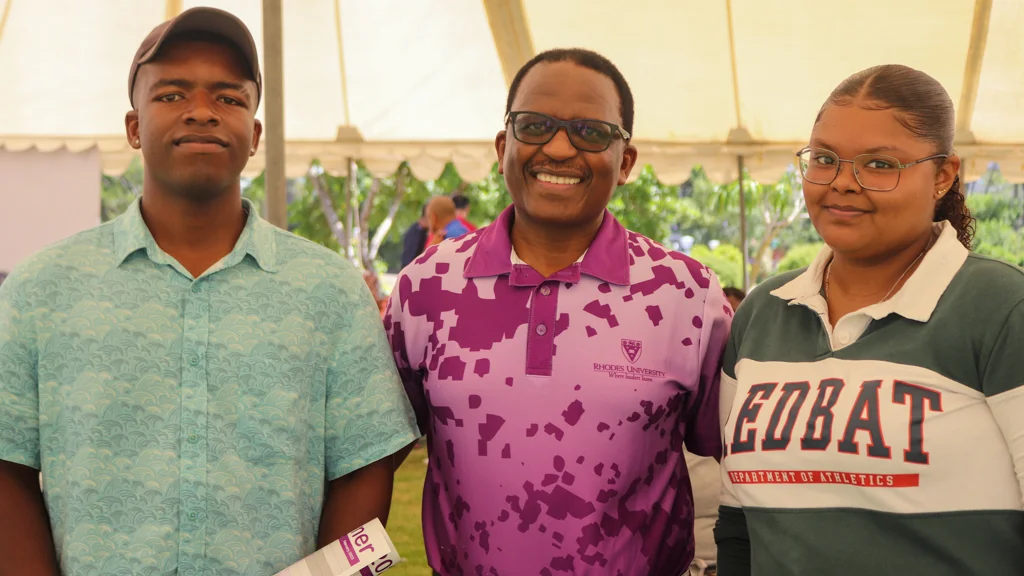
{"left": 512, "top": 266, "right": 574, "bottom": 376}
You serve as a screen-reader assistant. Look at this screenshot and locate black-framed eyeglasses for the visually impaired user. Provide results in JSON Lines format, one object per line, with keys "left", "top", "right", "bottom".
{"left": 796, "top": 146, "right": 948, "bottom": 192}
{"left": 506, "top": 111, "right": 630, "bottom": 153}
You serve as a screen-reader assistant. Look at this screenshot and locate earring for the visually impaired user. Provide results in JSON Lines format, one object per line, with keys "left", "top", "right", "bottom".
{"left": 134, "top": 138, "right": 140, "bottom": 146}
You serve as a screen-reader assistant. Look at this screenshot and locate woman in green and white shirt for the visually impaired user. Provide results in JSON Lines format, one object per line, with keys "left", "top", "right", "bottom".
{"left": 715, "top": 65, "right": 1024, "bottom": 575}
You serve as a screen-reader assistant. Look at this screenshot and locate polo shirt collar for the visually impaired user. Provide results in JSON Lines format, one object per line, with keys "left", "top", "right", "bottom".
{"left": 113, "top": 197, "right": 278, "bottom": 273}
{"left": 463, "top": 205, "right": 630, "bottom": 286}
{"left": 771, "top": 220, "right": 967, "bottom": 322}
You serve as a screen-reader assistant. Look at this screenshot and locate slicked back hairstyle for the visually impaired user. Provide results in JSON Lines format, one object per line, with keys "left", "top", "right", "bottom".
{"left": 817, "top": 65, "right": 974, "bottom": 248}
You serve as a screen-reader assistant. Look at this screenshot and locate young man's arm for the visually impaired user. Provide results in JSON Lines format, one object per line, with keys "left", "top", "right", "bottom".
{"left": 0, "top": 273, "right": 58, "bottom": 573}
{"left": 318, "top": 455, "right": 395, "bottom": 546}
{"left": 0, "top": 461, "right": 60, "bottom": 574}
{"left": 319, "top": 269, "right": 422, "bottom": 543}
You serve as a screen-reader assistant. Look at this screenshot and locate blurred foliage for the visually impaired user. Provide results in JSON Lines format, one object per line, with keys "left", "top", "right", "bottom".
{"left": 777, "top": 243, "right": 826, "bottom": 274}
{"left": 690, "top": 243, "right": 743, "bottom": 289}
{"left": 100, "top": 159, "right": 1024, "bottom": 288}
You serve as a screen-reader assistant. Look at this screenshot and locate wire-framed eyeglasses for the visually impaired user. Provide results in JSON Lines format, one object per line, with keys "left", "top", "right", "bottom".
{"left": 796, "top": 146, "right": 949, "bottom": 192}
{"left": 506, "top": 111, "right": 630, "bottom": 153}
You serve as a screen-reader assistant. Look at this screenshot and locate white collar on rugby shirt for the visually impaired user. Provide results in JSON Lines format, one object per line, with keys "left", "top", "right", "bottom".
{"left": 770, "top": 220, "right": 968, "bottom": 323}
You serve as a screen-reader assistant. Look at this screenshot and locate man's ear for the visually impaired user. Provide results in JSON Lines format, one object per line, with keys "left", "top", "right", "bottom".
{"left": 495, "top": 130, "right": 507, "bottom": 174}
{"left": 617, "top": 143, "right": 639, "bottom": 186}
{"left": 250, "top": 119, "right": 263, "bottom": 156}
{"left": 126, "top": 110, "right": 141, "bottom": 149}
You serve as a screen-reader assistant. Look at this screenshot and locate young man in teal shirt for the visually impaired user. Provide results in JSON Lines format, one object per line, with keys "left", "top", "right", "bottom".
{"left": 0, "top": 8, "right": 418, "bottom": 575}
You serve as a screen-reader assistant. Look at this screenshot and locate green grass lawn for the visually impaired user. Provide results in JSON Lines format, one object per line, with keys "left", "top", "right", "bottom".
{"left": 387, "top": 444, "right": 429, "bottom": 575}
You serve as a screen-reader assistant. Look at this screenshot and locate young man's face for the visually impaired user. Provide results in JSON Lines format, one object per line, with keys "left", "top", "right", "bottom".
{"left": 126, "top": 39, "right": 262, "bottom": 201}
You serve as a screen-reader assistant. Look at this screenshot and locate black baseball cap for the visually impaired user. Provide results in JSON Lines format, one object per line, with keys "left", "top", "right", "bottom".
{"left": 128, "top": 7, "right": 262, "bottom": 107}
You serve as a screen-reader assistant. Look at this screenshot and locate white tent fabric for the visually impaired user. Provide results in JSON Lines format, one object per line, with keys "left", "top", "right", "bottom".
{"left": 1, "top": 0, "right": 1022, "bottom": 183}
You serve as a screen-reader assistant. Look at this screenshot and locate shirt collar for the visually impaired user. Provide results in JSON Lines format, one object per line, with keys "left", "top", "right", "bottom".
{"left": 464, "top": 205, "right": 630, "bottom": 286}
{"left": 113, "top": 197, "right": 278, "bottom": 273}
{"left": 771, "top": 220, "right": 967, "bottom": 322}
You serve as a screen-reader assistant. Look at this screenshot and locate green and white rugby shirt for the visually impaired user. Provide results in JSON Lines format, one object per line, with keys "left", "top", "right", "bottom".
{"left": 717, "top": 221, "right": 1024, "bottom": 575}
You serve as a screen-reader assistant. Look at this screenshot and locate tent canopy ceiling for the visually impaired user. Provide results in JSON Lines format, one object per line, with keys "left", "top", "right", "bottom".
{"left": 1, "top": 0, "right": 1022, "bottom": 183}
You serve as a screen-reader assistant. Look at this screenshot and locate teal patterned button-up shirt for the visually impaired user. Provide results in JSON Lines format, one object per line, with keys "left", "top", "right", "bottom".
{"left": 0, "top": 198, "right": 419, "bottom": 576}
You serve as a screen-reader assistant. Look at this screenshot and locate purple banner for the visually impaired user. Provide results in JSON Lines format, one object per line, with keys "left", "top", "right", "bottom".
{"left": 339, "top": 535, "right": 359, "bottom": 566}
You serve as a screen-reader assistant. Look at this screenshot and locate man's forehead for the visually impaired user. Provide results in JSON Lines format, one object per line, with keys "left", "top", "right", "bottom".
{"left": 513, "top": 62, "right": 620, "bottom": 120}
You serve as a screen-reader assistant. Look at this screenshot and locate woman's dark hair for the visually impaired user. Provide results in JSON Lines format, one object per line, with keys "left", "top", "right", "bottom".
{"left": 817, "top": 64, "right": 974, "bottom": 248}
{"left": 723, "top": 286, "right": 746, "bottom": 302}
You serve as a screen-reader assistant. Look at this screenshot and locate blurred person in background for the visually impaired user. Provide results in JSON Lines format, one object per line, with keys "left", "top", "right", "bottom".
{"left": 0, "top": 8, "right": 417, "bottom": 575}
{"left": 401, "top": 204, "right": 429, "bottom": 268}
{"left": 685, "top": 450, "right": 721, "bottom": 576}
{"left": 425, "top": 195, "right": 470, "bottom": 246}
{"left": 363, "top": 268, "right": 388, "bottom": 319}
{"left": 716, "top": 65, "right": 1024, "bottom": 576}
{"left": 452, "top": 194, "right": 478, "bottom": 233}
{"left": 723, "top": 287, "right": 746, "bottom": 312}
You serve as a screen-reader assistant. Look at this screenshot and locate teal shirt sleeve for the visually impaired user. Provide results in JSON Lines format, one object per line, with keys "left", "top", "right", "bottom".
{"left": 324, "top": 276, "right": 420, "bottom": 480}
{"left": 0, "top": 269, "right": 41, "bottom": 469}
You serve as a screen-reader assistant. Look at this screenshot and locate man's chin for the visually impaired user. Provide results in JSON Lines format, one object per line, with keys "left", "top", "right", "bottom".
{"left": 167, "top": 174, "right": 238, "bottom": 202}
{"left": 515, "top": 204, "right": 604, "bottom": 231}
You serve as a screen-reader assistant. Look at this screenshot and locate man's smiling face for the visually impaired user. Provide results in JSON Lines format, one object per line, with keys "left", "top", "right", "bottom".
{"left": 496, "top": 60, "right": 637, "bottom": 230}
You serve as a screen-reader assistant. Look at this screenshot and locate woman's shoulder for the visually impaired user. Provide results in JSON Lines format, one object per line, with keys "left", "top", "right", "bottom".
{"left": 948, "top": 254, "right": 1024, "bottom": 312}
{"left": 732, "top": 269, "right": 808, "bottom": 327}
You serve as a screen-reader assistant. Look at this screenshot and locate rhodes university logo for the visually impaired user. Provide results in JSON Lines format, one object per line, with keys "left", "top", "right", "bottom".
{"left": 595, "top": 339, "right": 664, "bottom": 382}
{"left": 621, "top": 339, "right": 642, "bottom": 364}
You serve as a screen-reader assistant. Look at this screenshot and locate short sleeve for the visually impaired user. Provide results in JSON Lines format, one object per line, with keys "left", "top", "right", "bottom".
{"left": 0, "top": 271, "right": 41, "bottom": 469}
{"left": 383, "top": 273, "right": 430, "bottom": 435}
{"left": 982, "top": 298, "right": 1024, "bottom": 504}
{"left": 684, "top": 273, "right": 732, "bottom": 459}
{"left": 325, "top": 277, "right": 420, "bottom": 480}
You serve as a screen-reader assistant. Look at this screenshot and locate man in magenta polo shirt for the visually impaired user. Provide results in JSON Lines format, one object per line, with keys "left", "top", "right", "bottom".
{"left": 385, "top": 48, "right": 732, "bottom": 576}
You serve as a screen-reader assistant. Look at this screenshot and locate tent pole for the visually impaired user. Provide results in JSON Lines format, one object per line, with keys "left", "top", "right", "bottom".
{"left": 737, "top": 155, "right": 748, "bottom": 291}
{"left": 263, "top": 0, "right": 287, "bottom": 229}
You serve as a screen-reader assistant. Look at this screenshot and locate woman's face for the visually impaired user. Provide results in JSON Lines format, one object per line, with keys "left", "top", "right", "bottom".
{"left": 803, "top": 103, "right": 958, "bottom": 261}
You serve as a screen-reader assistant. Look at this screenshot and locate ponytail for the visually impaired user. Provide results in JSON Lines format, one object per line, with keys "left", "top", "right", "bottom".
{"left": 934, "top": 174, "right": 975, "bottom": 249}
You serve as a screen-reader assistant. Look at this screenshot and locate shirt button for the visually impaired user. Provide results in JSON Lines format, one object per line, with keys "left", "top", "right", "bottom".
{"left": 540, "top": 286, "right": 552, "bottom": 296}
{"left": 838, "top": 333, "right": 851, "bottom": 345}
{"left": 191, "top": 283, "right": 201, "bottom": 293}
{"left": 188, "top": 355, "right": 200, "bottom": 366}
{"left": 536, "top": 324, "right": 548, "bottom": 336}
{"left": 189, "top": 512, "right": 197, "bottom": 520}
{"left": 188, "top": 434, "right": 198, "bottom": 443}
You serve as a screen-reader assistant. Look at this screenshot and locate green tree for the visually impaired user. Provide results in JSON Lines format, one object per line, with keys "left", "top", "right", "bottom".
{"left": 608, "top": 166, "right": 706, "bottom": 244}
{"left": 967, "top": 194, "right": 1021, "bottom": 227}
{"left": 972, "top": 220, "right": 1024, "bottom": 266}
{"left": 777, "top": 243, "right": 825, "bottom": 273}
{"left": 689, "top": 167, "right": 807, "bottom": 283}
{"left": 287, "top": 161, "right": 514, "bottom": 274}
{"left": 689, "top": 243, "right": 743, "bottom": 289}
{"left": 101, "top": 158, "right": 143, "bottom": 221}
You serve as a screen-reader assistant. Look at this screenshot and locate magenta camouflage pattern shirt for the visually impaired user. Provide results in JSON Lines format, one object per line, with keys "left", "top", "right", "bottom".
{"left": 385, "top": 206, "right": 732, "bottom": 575}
